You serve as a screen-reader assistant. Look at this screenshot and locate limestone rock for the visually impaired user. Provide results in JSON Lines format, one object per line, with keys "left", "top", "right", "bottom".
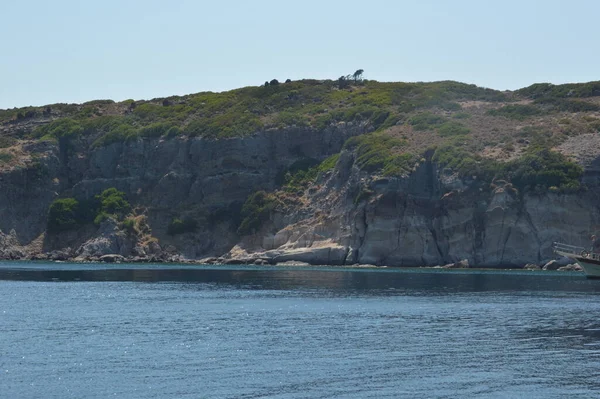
{"left": 199, "top": 257, "right": 219, "bottom": 264}
{"left": 270, "top": 246, "right": 349, "bottom": 265}
{"left": 0, "top": 229, "right": 25, "bottom": 259}
{"left": 442, "top": 259, "right": 470, "bottom": 269}
{"left": 76, "top": 219, "right": 133, "bottom": 259}
{"left": 557, "top": 263, "right": 583, "bottom": 272}
{"left": 99, "top": 254, "right": 125, "bottom": 263}
{"left": 543, "top": 260, "right": 570, "bottom": 271}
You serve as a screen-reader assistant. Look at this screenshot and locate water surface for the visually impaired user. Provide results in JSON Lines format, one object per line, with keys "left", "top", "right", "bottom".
{"left": 2, "top": 262, "right": 600, "bottom": 398}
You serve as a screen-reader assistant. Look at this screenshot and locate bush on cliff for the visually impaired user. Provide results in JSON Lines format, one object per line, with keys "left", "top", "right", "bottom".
{"left": 47, "top": 188, "right": 131, "bottom": 232}
{"left": 278, "top": 154, "right": 341, "bottom": 192}
{"left": 437, "top": 121, "right": 470, "bottom": 137}
{"left": 533, "top": 97, "right": 600, "bottom": 113}
{"left": 345, "top": 133, "right": 417, "bottom": 177}
{"left": 516, "top": 81, "right": 600, "bottom": 99}
{"left": 433, "top": 144, "right": 583, "bottom": 193}
{"left": 238, "top": 191, "right": 277, "bottom": 235}
{"left": 92, "top": 188, "right": 131, "bottom": 224}
{"left": 35, "top": 118, "right": 83, "bottom": 140}
{"left": 409, "top": 112, "right": 447, "bottom": 131}
{"left": 47, "top": 198, "right": 81, "bottom": 232}
{"left": 503, "top": 149, "right": 583, "bottom": 193}
{"left": 487, "top": 104, "right": 542, "bottom": 120}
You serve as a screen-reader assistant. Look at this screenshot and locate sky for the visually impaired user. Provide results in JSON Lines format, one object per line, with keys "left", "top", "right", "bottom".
{"left": 1, "top": 0, "right": 599, "bottom": 109}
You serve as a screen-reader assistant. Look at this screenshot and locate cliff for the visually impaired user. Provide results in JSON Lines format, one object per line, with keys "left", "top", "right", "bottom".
{"left": 1, "top": 78, "right": 600, "bottom": 266}
{"left": 227, "top": 150, "right": 598, "bottom": 267}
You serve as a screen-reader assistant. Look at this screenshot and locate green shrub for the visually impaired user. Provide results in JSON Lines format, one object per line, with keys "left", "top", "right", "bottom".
{"left": 487, "top": 104, "right": 542, "bottom": 120}
{"left": 93, "top": 211, "right": 111, "bottom": 226}
{"left": 533, "top": 97, "right": 600, "bottom": 112}
{"left": 517, "top": 126, "right": 560, "bottom": 148}
{"left": 83, "top": 99, "right": 115, "bottom": 106}
{"left": 238, "top": 191, "right": 277, "bottom": 235}
{"left": 92, "top": 124, "right": 139, "bottom": 147}
{"left": 317, "top": 153, "right": 340, "bottom": 172}
{"left": 437, "top": 121, "right": 470, "bottom": 137}
{"left": 97, "top": 188, "right": 130, "bottom": 215}
{"left": 432, "top": 143, "right": 484, "bottom": 177}
{"left": 167, "top": 218, "right": 198, "bottom": 235}
{"left": 345, "top": 133, "right": 416, "bottom": 176}
{"left": 121, "top": 217, "right": 136, "bottom": 234}
{"left": 409, "top": 112, "right": 447, "bottom": 130}
{"left": 279, "top": 158, "right": 320, "bottom": 191}
{"left": 47, "top": 196, "right": 102, "bottom": 232}
{"left": 34, "top": 118, "right": 83, "bottom": 139}
{"left": 278, "top": 154, "right": 341, "bottom": 191}
{"left": 274, "top": 111, "right": 309, "bottom": 128}
{"left": 516, "top": 81, "right": 600, "bottom": 99}
{"left": 391, "top": 81, "right": 506, "bottom": 112}
{"left": 503, "top": 149, "right": 583, "bottom": 192}
{"left": 164, "top": 126, "right": 182, "bottom": 138}
{"left": 433, "top": 144, "right": 583, "bottom": 193}
{"left": 139, "top": 122, "right": 173, "bottom": 138}
{"left": 184, "top": 113, "right": 263, "bottom": 138}
{"left": 453, "top": 112, "right": 471, "bottom": 119}
{"left": 47, "top": 198, "right": 80, "bottom": 232}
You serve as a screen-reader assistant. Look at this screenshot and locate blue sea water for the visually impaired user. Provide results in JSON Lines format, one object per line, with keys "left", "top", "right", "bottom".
{"left": 1, "top": 262, "right": 600, "bottom": 398}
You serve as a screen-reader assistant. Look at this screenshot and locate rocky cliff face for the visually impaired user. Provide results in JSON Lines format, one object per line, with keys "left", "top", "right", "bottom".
{"left": 1, "top": 120, "right": 599, "bottom": 266}
{"left": 0, "top": 123, "right": 368, "bottom": 259}
{"left": 227, "top": 151, "right": 600, "bottom": 267}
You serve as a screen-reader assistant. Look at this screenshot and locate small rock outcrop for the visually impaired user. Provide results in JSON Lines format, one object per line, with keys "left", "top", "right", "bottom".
{"left": 75, "top": 219, "right": 134, "bottom": 260}
{"left": 0, "top": 229, "right": 25, "bottom": 259}
{"left": 557, "top": 264, "right": 583, "bottom": 272}
{"left": 542, "top": 258, "right": 573, "bottom": 271}
{"left": 99, "top": 254, "right": 125, "bottom": 263}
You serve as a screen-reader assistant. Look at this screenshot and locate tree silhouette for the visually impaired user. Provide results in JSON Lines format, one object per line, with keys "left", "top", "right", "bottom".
{"left": 337, "top": 75, "right": 350, "bottom": 89}
{"left": 353, "top": 69, "right": 364, "bottom": 82}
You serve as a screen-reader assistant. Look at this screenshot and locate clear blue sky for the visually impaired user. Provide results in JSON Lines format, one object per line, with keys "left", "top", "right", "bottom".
{"left": 1, "top": 0, "right": 599, "bottom": 109}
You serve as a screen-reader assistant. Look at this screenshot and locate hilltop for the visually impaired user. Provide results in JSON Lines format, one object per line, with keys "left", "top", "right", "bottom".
{"left": 1, "top": 77, "right": 600, "bottom": 267}
{"left": 2, "top": 78, "right": 600, "bottom": 173}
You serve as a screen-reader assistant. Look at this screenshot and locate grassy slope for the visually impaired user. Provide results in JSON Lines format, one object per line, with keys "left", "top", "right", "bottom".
{"left": 1, "top": 79, "right": 600, "bottom": 189}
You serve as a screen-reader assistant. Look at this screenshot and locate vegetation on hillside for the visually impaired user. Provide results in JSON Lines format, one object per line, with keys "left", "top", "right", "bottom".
{"left": 432, "top": 143, "right": 583, "bottom": 193}
{"left": 47, "top": 188, "right": 131, "bottom": 232}
{"left": 345, "top": 133, "right": 419, "bottom": 177}
{"left": 238, "top": 191, "right": 278, "bottom": 235}
{"left": 516, "top": 81, "right": 600, "bottom": 99}
{"left": 487, "top": 104, "right": 543, "bottom": 120}
{"left": 0, "top": 75, "right": 513, "bottom": 149}
{"left": 5, "top": 75, "right": 599, "bottom": 204}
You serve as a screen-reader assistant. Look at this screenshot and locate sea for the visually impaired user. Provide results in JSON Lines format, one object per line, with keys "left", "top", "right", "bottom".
{"left": 1, "top": 262, "right": 600, "bottom": 398}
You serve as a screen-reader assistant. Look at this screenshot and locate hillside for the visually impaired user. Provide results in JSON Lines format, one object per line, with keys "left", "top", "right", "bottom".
{"left": 2, "top": 77, "right": 600, "bottom": 266}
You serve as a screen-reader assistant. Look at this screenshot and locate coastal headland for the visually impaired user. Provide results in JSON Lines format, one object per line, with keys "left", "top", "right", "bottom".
{"left": 2, "top": 77, "right": 600, "bottom": 269}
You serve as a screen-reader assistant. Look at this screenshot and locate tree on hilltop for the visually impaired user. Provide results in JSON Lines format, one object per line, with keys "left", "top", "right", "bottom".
{"left": 337, "top": 75, "right": 351, "bottom": 89}
{"left": 353, "top": 69, "right": 364, "bottom": 82}
{"left": 337, "top": 70, "right": 365, "bottom": 89}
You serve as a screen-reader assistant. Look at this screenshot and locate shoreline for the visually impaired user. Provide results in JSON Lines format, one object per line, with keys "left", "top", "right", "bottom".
{"left": 0, "top": 257, "right": 584, "bottom": 274}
